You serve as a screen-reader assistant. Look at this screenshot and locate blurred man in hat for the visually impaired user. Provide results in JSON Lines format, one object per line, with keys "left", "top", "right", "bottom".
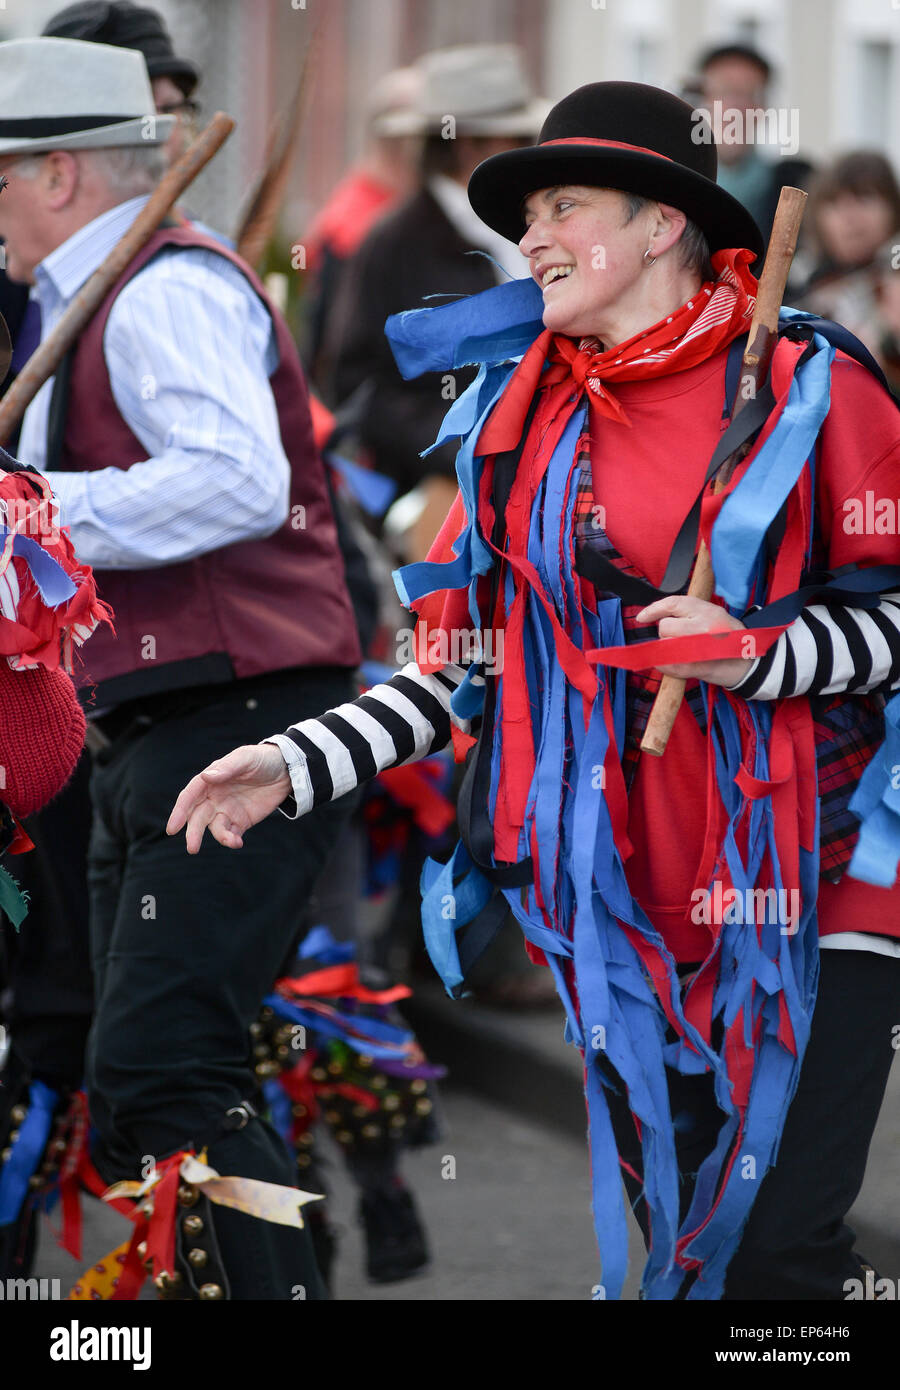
{"left": 0, "top": 35, "right": 361, "bottom": 1300}
{"left": 43, "top": 0, "right": 200, "bottom": 164}
{"left": 302, "top": 65, "right": 423, "bottom": 390}
{"left": 326, "top": 44, "right": 546, "bottom": 556}
{"left": 688, "top": 42, "right": 813, "bottom": 246}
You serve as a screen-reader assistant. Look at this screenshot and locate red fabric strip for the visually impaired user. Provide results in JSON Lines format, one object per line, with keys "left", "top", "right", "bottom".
{"left": 587, "top": 622, "right": 788, "bottom": 671}
{"left": 541, "top": 137, "right": 674, "bottom": 161}
{"left": 278, "top": 965, "right": 411, "bottom": 1005}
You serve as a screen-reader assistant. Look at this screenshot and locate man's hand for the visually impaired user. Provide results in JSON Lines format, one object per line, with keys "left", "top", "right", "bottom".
{"left": 166, "top": 743, "right": 292, "bottom": 854}
{"left": 634, "top": 596, "right": 754, "bottom": 687}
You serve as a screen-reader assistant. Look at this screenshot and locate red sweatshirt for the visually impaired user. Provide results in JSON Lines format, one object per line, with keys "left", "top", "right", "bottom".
{"left": 593, "top": 343, "right": 900, "bottom": 959}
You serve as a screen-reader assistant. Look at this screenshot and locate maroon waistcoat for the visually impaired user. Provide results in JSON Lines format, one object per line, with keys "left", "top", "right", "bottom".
{"left": 53, "top": 224, "right": 361, "bottom": 706}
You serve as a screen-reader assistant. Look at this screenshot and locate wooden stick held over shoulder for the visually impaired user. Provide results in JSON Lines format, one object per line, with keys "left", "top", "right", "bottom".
{"left": 639, "top": 186, "right": 807, "bottom": 757}
{"left": 0, "top": 111, "right": 235, "bottom": 448}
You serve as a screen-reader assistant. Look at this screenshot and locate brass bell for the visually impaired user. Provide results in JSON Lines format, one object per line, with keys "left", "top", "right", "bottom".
{"left": 352, "top": 1105, "right": 369, "bottom": 1118}
{"left": 260, "top": 1007, "right": 273, "bottom": 1022}
{"left": 154, "top": 1270, "right": 182, "bottom": 1297}
{"left": 370, "top": 1075, "right": 387, "bottom": 1091}
{"left": 255, "top": 1060, "right": 280, "bottom": 1078}
{"left": 335, "top": 1129, "right": 353, "bottom": 1145}
{"left": 188, "top": 1247, "right": 208, "bottom": 1268}
{"left": 7, "top": 1129, "right": 19, "bottom": 1145}
{"left": 28, "top": 1173, "right": 44, "bottom": 1189}
{"left": 414, "top": 1098, "right": 433, "bottom": 1116}
{"left": 137, "top": 1241, "right": 148, "bottom": 1259}
{"left": 357, "top": 1056, "right": 373, "bottom": 1069}
{"left": 0, "top": 1147, "right": 11, "bottom": 1163}
{"left": 389, "top": 1114, "right": 406, "bottom": 1129}
{"left": 326, "top": 1061, "right": 343, "bottom": 1077}
{"left": 198, "top": 1282, "right": 224, "bottom": 1300}
{"left": 253, "top": 1043, "right": 270, "bottom": 1060}
{"left": 183, "top": 1215, "right": 204, "bottom": 1237}
{"left": 51, "top": 1137, "right": 68, "bottom": 1154}
{"left": 276, "top": 1044, "right": 290, "bottom": 1060}
{"left": 296, "top": 1133, "right": 314, "bottom": 1149}
{"left": 296, "top": 1153, "right": 311, "bottom": 1168}
{"left": 310, "top": 1067, "right": 327, "bottom": 1083}
{"left": 383, "top": 1094, "right": 400, "bottom": 1111}
{"left": 361, "top": 1124, "right": 381, "bottom": 1140}
{"left": 291, "top": 1103, "right": 307, "bottom": 1118}
{"left": 9, "top": 1104, "right": 27, "bottom": 1125}
{"left": 409, "top": 1079, "right": 427, "bottom": 1095}
{"left": 249, "top": 1021, "right": 265, "bottom": 1039}
{"left": 177, "top": 1183, "right": 199, "bottom": 1207}
{"left": 324, "top": 1109, "right": 341, "bottom": 1126}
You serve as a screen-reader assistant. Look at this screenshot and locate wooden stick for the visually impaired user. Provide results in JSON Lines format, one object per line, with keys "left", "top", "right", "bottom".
{"left": 0, "top": 111, "right": 235, "bottom": 447}
{"left": 234, "top": 17, "right": 323, "bottom": 268}
{"left": 639, "top": 186, "right": 807, "bottom": 757}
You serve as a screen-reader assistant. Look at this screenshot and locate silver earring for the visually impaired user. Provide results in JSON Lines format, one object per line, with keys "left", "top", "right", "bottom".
{"left": 643, "top": 249, "right": 657, "bottom": 266}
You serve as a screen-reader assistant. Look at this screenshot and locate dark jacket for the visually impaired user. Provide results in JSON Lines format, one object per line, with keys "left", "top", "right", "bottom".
{"left": 326, "top": 187, "right": 496, "bottom": 496}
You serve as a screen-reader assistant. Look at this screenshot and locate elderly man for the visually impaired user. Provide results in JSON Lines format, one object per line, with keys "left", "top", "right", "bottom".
{"left": 0, "top": 37, "right": 361, "bottom": 1301}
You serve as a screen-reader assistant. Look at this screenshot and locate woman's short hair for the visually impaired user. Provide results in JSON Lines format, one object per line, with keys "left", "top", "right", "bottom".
{"left": 621, "top": 192, "right": 715, "bottom": 281}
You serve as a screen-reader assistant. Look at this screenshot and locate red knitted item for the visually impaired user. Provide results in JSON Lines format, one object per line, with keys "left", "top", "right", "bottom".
{"left": 0, "top": 659, "right": 86, "bottom": 816}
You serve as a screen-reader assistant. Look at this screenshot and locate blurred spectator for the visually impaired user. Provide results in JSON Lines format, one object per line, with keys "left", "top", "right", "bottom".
{"left": 690, "top": 42, "right": 813, "bottom": 245}
{"left": 43, "top": 1, "right": 200, "bottom": 165}
{"left": 302, "top": 66, "right": 423, "bottom": 389}
{"left": 797, "top": 151, "right": 900, "bottom": 372}
{"left": 874, "top": 243, "right": 900, "bottom": 397}
{"left": 325, "top": 43, "right": 545, "bottom": 561}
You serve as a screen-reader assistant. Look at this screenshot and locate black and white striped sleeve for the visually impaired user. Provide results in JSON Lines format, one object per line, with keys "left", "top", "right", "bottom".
{"left": 263, "top": 661, "right": 468, "bottom": 819}
{"left": 726, "top": 593, "right": 900, "bottom": 700}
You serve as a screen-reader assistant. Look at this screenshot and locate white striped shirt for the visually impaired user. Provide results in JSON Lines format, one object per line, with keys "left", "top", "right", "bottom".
{"left": 19, "top": 196, "right": 289, "bottom": 570}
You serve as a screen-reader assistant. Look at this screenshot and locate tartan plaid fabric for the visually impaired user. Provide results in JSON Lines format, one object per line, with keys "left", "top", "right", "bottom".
{"left": 571, "top": 437, "right": 883, "bottom": 880}
{"left": 571, "top": 437, "right": 707, "bottom": 792}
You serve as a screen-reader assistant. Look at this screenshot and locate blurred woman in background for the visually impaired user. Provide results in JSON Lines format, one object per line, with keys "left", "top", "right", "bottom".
{"left": 797, "top": 150, "right": 900, "bottom": 377}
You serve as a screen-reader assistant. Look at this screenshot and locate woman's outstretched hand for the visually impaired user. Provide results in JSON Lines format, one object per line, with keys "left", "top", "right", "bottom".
{"left": 166, "top": 743, "right": 292, "bottom": 854}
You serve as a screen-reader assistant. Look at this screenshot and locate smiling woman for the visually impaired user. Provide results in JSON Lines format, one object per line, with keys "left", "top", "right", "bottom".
{"left": 170, "top": 80, "right": 900, "bottom": 1303}
{"left": 517, "top": 182, "right": 705, "bottom": 344}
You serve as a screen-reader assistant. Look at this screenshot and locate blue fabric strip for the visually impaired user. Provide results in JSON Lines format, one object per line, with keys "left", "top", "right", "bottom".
{"left": 0, "top": 1079, "right": 58, "bottom": 1226}
{"left": 0, "top": 526, "right": 77, "bottom": 608}
{"left": 847, "top": 692, "right": 900, "bottom": 888}
{"left": 711, "top": 333, "right": 834, "bottom": 611}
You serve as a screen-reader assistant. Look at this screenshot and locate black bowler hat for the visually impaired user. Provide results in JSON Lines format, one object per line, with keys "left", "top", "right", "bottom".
{"left": 467, "top": 81, "right": 764, "bottom": 258}
{"left": 43, "top": 0, "right": 199, "bottom": 97}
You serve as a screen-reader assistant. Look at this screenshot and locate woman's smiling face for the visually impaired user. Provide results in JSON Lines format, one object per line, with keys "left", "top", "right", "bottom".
{"left": 518, "top": 184, "right": 651, "bottom": 339}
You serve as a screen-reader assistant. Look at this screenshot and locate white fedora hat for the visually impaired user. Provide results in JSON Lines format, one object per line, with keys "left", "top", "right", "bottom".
{"left": 0, "top": 37, "right": 174, "bottom": 157}
{"left": 377, "top": 44, "right": 549, "bottom": 139}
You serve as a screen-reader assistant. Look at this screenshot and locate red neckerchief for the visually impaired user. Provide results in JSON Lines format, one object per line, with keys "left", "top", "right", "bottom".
{"left": 541, "top": 245, "right": 758, "bottom": 425}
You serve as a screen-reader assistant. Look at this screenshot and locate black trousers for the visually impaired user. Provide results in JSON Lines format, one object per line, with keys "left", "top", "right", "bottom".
{"left": 599, "top": 948, "right": 900, "bottom": 1299}
{"left": 84, "top": 666, "right": 358, "bottom": 1300}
